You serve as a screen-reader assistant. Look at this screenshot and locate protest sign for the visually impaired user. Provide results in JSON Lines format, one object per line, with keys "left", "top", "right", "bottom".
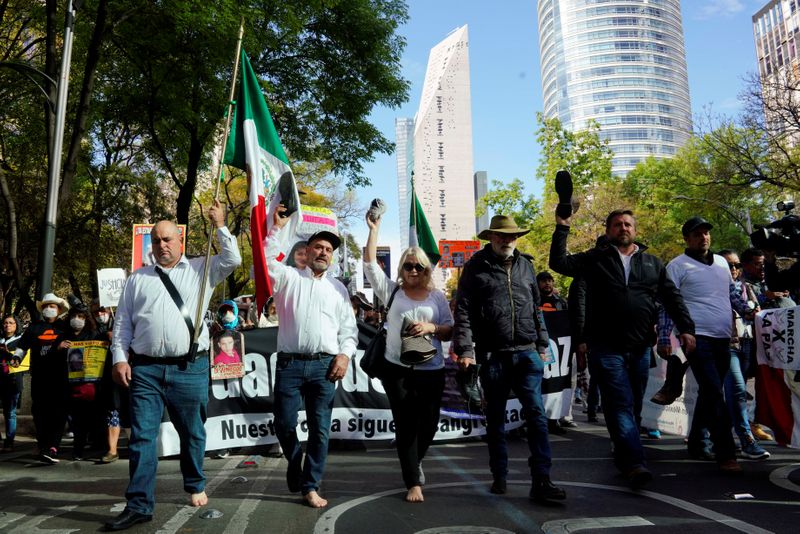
{"left": 67, "top": 340, "right": 109, "bottom": 382}
{"left": 97, "top": 268, "right": 127, "bottom": 307}
{"left": 131, "top": 224, "right": 186, "bottom": 272}
{"left": 158, "top": 314, "right": 584, "bottom": 455}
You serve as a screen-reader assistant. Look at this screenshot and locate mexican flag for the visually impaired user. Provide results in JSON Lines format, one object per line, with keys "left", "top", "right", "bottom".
{"left": 409, "top": 182, "right": 441, "bottom": 265}
{"left": 224, "top": 49, "right": 302, "bottom": 313}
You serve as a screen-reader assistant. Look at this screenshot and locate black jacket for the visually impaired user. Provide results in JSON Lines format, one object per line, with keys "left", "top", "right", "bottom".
{"left": 549, "top": 224, "right": 694, "bottom": 351}
{"left": 453, "top": 245, "right": 549, "bottom": 360}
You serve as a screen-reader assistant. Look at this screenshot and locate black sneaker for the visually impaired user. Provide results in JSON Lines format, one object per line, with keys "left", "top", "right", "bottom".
{"left": 548, "top": 419, "right": 567, "bottom": 435}
{"left": 41, "top": 448, "right": 59, "bottom": 464}
{"left": 626, "top": 466, "right": 653, "bottom": 489}
{"left": 490, "top": 478, "right": 507, "bottom": 494}
{"left": 530, "top": 476, "right": 566, "bottom": 501}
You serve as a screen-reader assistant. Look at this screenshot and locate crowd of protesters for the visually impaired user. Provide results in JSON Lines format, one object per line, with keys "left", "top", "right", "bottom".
{"left": 0, "top": 192, "right": 797, "bottom": 529}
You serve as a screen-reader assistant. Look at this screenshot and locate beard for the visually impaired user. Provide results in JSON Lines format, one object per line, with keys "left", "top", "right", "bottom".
{"left": 310, "top": 257, "right": 329, "bottom": 273}
{"left": 609, "top": 234, "right": 633, "bottom": 247}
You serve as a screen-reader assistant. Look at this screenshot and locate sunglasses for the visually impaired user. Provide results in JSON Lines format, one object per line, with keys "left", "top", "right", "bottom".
{"left": 402, "top": 262, "right": 425, "bottom": 273}
{"left": 728, "top": 263, "right": 742, "bottom": 269}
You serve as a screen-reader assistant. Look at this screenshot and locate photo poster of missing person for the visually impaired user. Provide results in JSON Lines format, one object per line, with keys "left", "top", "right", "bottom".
{"left": 67, "top": 340, "right": 110, "bottom": 382}
{"left": 131, "top": 223, "right": 187, "bottom": 272}
{"left": 211, "top": 329, "right": 246, "bottom": 380}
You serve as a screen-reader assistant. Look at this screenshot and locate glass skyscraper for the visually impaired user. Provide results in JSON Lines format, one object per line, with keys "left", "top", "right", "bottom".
{"left": 537, "top": 0, "right": 692, "bottom": 176}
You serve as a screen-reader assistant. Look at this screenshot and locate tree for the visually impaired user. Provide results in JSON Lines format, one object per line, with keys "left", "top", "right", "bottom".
{"left": 105, "top": 0, "right": 409, "bottom": 223}
{"left": 0, "top": 0, "right": 407, "bottom": 312}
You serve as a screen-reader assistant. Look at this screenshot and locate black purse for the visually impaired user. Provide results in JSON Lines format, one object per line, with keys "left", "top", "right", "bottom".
{"left": 360, "top": 286, "right": 400, "bottom": 379}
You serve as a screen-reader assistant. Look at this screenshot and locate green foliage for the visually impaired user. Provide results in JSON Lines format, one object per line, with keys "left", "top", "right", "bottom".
{"left": 0, "top": 0, "right": 407, "bottom": 311}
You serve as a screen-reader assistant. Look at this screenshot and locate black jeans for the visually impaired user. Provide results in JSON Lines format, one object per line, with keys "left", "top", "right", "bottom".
{"left": 382, "top": 363, "right": 445, "bottom": 489}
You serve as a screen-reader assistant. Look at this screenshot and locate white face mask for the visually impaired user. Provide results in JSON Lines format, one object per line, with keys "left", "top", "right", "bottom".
{"left": 70, "top": 318, "right": 85, "bottom": 331}
{"left": 95, "top": 314, "right": 109, "bottom": 324}
{"left": 223, "top": 312, "right": 236, "bottom": 324}
{"left": 42, "top": 308, "right": 58, "bottom": 319}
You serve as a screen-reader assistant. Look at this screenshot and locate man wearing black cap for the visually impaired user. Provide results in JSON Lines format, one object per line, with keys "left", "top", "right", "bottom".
{"left": 659, "top": 216, "right": 751, "bottom": 472}
{"left": 267, "top": 205, "right": 357, "bottom": 508}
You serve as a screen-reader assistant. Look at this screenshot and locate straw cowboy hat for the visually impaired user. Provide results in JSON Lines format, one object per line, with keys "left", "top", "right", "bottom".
{"left": 36, "top": 292, "right": 70, "bottom": 314}
{"left": 477, "top": 215, "right": 531, "bottom": 240}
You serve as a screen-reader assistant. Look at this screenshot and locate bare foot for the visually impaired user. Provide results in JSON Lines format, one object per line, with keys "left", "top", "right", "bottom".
{"left": 405, "top": 486, "right": 424, "bottom": 503}
{"left": 304, "top": 491, "right": 328, "bottom": 508}
{"left": 189, "top": 491, "right": 208, "bottom": 507}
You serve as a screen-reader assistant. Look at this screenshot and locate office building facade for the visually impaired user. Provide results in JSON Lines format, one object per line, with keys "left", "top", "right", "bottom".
{"left": 537, "top": 0, "right": 692, "bottom": 176}
{"left": 397, "top": 26, "right": 476, "bottom": 251}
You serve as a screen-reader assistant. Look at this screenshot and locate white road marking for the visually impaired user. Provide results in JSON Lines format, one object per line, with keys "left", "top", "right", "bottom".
{"left": 768, "top": 463, "right": 800, "bottom": 494}
{"left": 155, "top": 457, "right": 241, "bottom": 534}
{"left": 223, "top": 457, "right": 281, "bottom": 534}
{"left": 6, "top": 505, "right": 78, "bottom": 533}
{"left": 541, "top": 515, "right": 653, "bottom": 533}
{"left": 313, "top": 480, "right": 774, "bottom": 534}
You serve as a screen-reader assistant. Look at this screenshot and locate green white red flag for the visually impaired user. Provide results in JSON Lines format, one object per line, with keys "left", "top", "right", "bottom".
{"left": 223, "top": 49, "right": 302, "bottom": 313}
{"left": 409, "top": 182, "right": 441, "bottom": 265}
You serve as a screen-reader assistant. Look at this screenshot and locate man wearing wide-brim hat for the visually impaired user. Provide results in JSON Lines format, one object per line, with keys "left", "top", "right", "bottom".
{"left": 476, "top": 214, "right": 530, "bottom": 241}
{"left": 11, "top": 292, "right": 71, "bottom": 464}
{"left": 452, "top": 214, "right": 566, "bottom": 503}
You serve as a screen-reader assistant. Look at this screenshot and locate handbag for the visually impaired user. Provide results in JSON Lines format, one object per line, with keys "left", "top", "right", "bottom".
{"left": 360, "top": 286, "right": 400, "bottom": 378}
{"left": 399, "top": 316, "right": 437, "bottom": 365}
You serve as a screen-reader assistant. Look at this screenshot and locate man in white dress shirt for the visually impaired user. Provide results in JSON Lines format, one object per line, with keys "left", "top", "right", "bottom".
{"left": 104, "top": 200, "right": 241, "bottom": 531}
{"left": 268, "top": 205, "right": 357, "bottom": 508}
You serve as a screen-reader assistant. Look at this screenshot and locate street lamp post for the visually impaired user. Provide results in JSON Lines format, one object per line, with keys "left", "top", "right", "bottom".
{"left": 36, "top": 0, "right": 80, "bottom": 299}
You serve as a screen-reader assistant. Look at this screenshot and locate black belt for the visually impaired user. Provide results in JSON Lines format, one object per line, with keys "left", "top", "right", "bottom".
{"left": 130, "top": 351, "right": 209, "bottom": 365}
{"left": 277, "top": 351, "right": 334, "bottom": 361}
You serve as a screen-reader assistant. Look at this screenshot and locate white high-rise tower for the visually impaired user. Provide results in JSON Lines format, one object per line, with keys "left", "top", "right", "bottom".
{"left": 537, "top": 0, "right": 692, "bottom": 176}
{"left": 397, "top": 25, "right": 476, "bottom": 252}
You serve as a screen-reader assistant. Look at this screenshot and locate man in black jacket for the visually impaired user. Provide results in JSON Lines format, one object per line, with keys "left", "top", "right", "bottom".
{"left": 549, "top": 209, "right": 696, "bottom": 488}
{"left": 453, "top": 215, "right": 566, "bottom": 503}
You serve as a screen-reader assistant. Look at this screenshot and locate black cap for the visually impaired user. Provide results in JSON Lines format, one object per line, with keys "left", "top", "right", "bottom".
{"left": 306, "top": 230, "right": 341, "bottom": 251}
{"left": 681, "top": 216, "right": 713, "bottom": 237}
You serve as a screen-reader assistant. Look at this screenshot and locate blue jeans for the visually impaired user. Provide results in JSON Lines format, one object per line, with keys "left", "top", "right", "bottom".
{"left": 126, "top": 357, "right": 209, "bottom": 515}
{"left": 274, "top": 356, "right": 336, "bottom": 495}
{"left": 589, "top": 347, "right": 650, "bottom": 473}
{"left": 688, "top": 336, "right": 736, "bottom": 461}
{"left": 480, "top": 350, "right": 551, "bottom": 479}
{"left": 724, "top": 347, "right": 752, "bottom": 444}
{"left": 0, "top": 374, "right": 22, "bottom": 447}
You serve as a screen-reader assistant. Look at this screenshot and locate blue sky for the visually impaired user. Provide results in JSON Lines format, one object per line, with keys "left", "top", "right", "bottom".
{"left": 348, "top": 0, "right": 767, "bottom": 264}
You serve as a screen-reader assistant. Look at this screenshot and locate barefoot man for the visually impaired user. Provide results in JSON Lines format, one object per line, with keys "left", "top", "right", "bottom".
{"left": 104, "top": 200, "right": 241, "bottom": 531}
{"left": 268, "top": 205, "right": 357, "bottom": 508}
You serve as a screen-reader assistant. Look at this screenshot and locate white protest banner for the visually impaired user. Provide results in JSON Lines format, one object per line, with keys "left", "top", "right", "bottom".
{"left": 756, "top": 305, "right": 800, "bottom": 370}
{"left": 97, "top": 268, "right": 127, "bottom": 307}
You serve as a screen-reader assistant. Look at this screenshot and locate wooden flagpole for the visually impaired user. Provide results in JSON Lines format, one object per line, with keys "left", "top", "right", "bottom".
{"left": 191, "top": 18, "right": 245, "bottom": 352}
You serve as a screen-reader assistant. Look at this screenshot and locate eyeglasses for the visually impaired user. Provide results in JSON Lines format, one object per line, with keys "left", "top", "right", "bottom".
{"left": 402, "top": 262, "right": 425, "bottom": 273}
{"left": 728, "top": 263, "right": 742, "bottom": 269}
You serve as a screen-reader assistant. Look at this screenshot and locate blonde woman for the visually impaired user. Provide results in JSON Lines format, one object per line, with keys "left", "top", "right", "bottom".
{"left": 364, "top": 211, "right": 453, "bottom": 503}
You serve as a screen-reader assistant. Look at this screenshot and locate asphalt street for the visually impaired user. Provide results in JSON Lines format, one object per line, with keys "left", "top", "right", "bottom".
{"left": 0, "top": 413, "right": 798, "bottom": 534}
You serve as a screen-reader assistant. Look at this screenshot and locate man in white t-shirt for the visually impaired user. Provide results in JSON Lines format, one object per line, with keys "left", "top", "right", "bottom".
{"left": 665, "top": 217, "right": 747, "bottom": 473}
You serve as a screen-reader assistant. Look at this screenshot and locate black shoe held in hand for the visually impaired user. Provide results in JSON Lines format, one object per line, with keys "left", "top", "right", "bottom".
{"left": 555, "top": 170, "right": 574, "bottom": 220}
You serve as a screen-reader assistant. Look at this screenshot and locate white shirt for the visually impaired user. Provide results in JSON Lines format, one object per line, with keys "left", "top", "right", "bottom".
{"left": 364, "top": 261, "right": 453, "bottom": 369}
{"left": 267, "top": 227, "right": 357, "bottom": 358}
{"left": 666, "top": 253, "right": 734, "bottom": 338}
{"left": 614, "top": 244, "right": 640, "bottom": 284}
{"left": 111, "top": 227, "right": 242, "bottom": 364}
